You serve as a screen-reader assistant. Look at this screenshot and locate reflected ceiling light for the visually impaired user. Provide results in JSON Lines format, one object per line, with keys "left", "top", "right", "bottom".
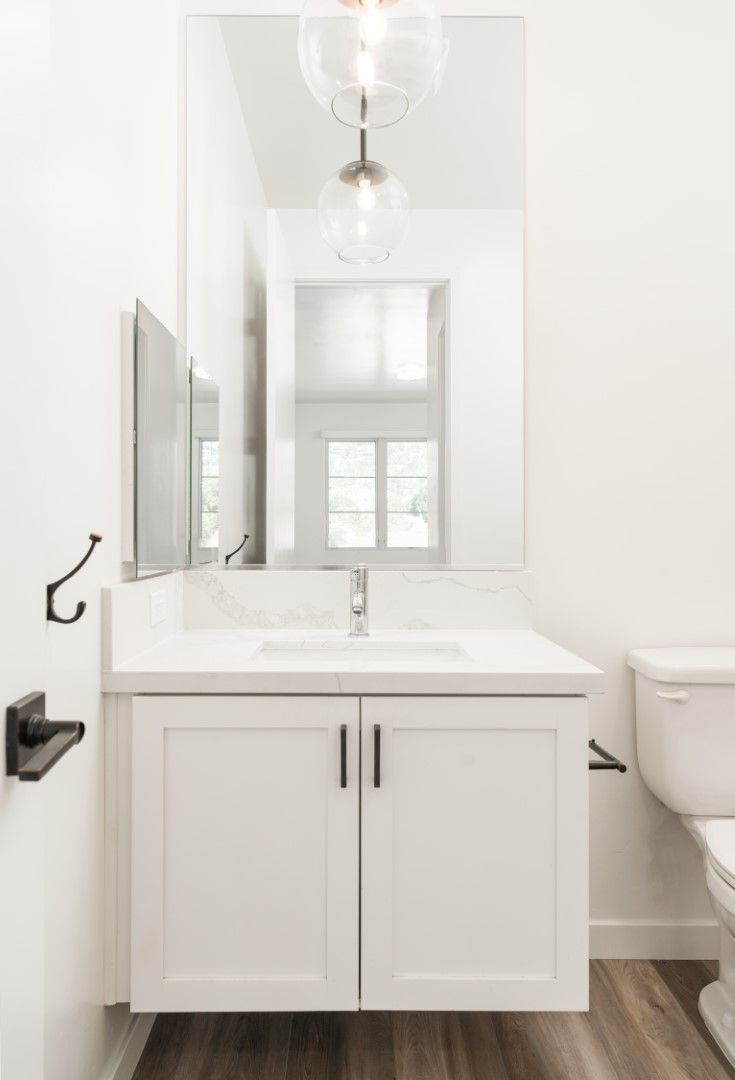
{"left": 395, "top": 362, "right": 426, "bottom": 381}
{"left": 298, "top": 0, "right": 448, "bottom": 129}
{"left": 317, "top": 129, "right": 409, "bottom": 264}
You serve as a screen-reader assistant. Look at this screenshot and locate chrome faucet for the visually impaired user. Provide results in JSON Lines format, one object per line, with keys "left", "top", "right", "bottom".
{"left": 349, "top": 566, "right": 368, "bottom": 637}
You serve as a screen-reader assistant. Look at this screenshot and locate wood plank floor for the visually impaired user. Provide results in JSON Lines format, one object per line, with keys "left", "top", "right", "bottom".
{"left": 133, "top": 961, "right": 735, "bottom": 1080}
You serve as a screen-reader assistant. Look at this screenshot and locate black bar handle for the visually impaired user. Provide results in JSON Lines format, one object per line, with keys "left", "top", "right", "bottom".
{"left": 340, "top": 724, "right": 347, "bottom": 788}
{"left": 589, "top": 739, "right": 627, "bottom": 773}
{"left": 374, "top": 724, "right": 381, "bottom": 788}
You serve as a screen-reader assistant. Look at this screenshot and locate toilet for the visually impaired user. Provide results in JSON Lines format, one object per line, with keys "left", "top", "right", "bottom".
{"left": 629, "top": 647, "right": 735, "bottom": 1066}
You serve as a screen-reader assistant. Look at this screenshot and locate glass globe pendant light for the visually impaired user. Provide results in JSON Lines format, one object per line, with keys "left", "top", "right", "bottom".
{"left": 298, "top": 0, "right": 448, "bottom": 129}
{"left": 317, "top": 128, "right": 409, "bottom": 263}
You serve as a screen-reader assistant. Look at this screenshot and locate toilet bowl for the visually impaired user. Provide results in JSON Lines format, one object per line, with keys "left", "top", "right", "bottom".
{"left": 680, "top": 816, "right": 735, "bottom": 1063}
{"left": 629, "top": 647, "right": 735, "bottom": 1067}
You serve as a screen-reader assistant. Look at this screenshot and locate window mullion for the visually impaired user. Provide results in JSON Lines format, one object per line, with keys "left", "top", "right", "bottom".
{"left": 377, "top": 439, "right": 387, "bottom": 549}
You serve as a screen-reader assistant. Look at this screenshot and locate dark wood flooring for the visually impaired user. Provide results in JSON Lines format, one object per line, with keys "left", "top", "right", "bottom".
{"left": 133, "top": 960, "right": 735, "bottom": 1080}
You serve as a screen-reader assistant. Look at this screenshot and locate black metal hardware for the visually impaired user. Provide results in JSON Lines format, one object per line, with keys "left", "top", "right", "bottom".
{"left": 6, "top": 692, "right": 85, "bottom": 782}
{"left": 340, "top": 724, "right": 347, "bottom": 788}
{"left": 589, "top": 739, "right": 627, "bottom": 773}
{"left": 225, "top": 533, "right": 249, "bottom": 566}
{"left": 47, "top": 533, "right": 102, "bottom": 624}
{"left": 374, "top": 724, "right": 381, "bottom": 788}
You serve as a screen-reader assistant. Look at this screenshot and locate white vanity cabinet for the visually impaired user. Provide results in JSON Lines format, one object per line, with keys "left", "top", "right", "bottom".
{"left": 129, "top": 696, "right": 360, "bottom": 1012}
{"left": 361, "top": 696, "right": 588, "bottom": 1011}
{"left": 125, "top": 693, "right": 588, "bottom": 1013}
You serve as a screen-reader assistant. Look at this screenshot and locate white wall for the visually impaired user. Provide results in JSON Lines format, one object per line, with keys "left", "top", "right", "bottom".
{"left": 276, "top": 208, "right": 525, "bottom": 567}
{"left": 522, "top": 0, "right": 735, "bottom": 954}
{"left": 188, "top": 17, "right": 268, "bottom": 564}
{"left": 294, "top": 402, "right": 427, "bottom": 564}
{"left": 1, "top": 1, "right": 180, "bottom": 1078}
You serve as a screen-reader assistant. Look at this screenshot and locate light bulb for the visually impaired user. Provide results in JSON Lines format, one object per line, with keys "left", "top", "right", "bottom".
{"left": 360, "top": 7, "right": 387, "bottom": 47}
{"left": 356, "top": 177, "right": 376, "bottom": 210}
{"left": 356, "top": 48, "right": 375, "bottom": 87}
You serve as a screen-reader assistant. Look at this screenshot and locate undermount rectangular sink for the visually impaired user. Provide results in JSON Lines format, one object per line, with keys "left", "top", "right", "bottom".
{"left": 255, "top": 640, "right": 470, "bottom": 663}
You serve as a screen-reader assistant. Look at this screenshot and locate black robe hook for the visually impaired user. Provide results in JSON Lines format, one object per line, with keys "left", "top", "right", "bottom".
{"left": 225, "top": 533, "right": 249, "bottom": 566}
{"left": 47, "top": 533, "right": 103, "bottom": 624}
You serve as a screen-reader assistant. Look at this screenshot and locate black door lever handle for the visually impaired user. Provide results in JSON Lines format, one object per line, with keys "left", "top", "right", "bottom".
{"left": 6, "top": 692, "right": 85, "bottom": 781}
{"left": 17, "top": 723, "right": 84, "bottom": 781}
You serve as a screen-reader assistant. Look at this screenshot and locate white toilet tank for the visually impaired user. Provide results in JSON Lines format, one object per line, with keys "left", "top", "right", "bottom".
{"left": 629, "top": 648, "right": 735, "bottom": 815}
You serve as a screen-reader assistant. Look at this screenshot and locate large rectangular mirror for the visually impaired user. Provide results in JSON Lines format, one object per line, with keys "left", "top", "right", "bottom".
{"left": 135, "top": 300, "right": 188, "bottom": 576}
{"left": 186, "top": 14, "right": 524, "bottom": 567}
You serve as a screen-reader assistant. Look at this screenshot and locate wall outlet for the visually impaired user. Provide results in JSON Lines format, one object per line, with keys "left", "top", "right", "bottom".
{"left": 149, "top": 589, "right": 168, "bottom": 628}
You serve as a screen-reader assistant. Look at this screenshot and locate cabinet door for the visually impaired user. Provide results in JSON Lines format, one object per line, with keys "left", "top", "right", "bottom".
{"left": 361, "top": 696, "right": 588, "bottom": 1011}
{"left": 130, "top": 695, "right": 359, "bottom": 1012}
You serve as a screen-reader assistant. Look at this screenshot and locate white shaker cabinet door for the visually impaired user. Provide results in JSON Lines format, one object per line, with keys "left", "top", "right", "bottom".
{"left": 130, "top": 695, "right": 359, "bottom": 1012}
{"left": 361, "top": 696, "right": 589, "bottom": 1011}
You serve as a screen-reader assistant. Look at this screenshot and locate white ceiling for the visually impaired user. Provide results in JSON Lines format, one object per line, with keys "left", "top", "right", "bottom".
{"left": 295, "top": 283, "right": 442, "bottom": 403}
{"left": 219, "top": 16, "right": 523, "bottom": 210}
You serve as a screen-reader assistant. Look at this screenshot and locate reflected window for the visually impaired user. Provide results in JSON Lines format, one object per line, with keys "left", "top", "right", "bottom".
{"left": 199, "top": 438, "right": 219, "bottom": 549}
{"left": 327, "top": 438, "right": 428, "bottom": 550}
{"left": 386, "top": 441, "right": 428, "bottom": 548}
{"left": 327, "top": 440, "right": 377, "bottom": 548}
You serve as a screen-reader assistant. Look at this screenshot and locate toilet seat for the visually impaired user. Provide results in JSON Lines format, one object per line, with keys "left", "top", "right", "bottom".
{"left": 706, "top": 820, "right": 735, "bottom": 890}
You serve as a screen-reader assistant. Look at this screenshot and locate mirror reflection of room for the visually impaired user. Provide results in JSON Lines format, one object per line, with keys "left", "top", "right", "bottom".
{"left": 134, "top": 301, "right": 188, "bottom": 577}
{"left": 187, "top": 15, "right": 524, "bottom": 568}
{"left": 190, "top": 367, "right": 220, "bottom": 565}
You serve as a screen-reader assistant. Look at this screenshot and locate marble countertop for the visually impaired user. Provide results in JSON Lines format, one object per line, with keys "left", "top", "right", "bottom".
{"left": 102, "top": 628, "right": 604, "bottom": 696}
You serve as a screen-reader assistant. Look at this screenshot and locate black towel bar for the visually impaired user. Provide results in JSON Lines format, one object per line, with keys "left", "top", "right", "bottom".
{"left": 589, "top": 739, "right": 627, "bottom": 773}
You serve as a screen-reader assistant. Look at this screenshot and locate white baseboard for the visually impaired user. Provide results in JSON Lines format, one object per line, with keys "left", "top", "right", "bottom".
{"left": 590, "top": 919, "right": 719, "bottom": 960}
{"left": 102, "top": 1013, "right": 156, "bottom": 1080}
{"left": 95, "top": 925, "right": 714, "bottom": 1064}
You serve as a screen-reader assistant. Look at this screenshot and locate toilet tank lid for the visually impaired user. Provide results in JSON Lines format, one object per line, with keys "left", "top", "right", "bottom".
{"left": 628, "top": 647, "right": 735, "bottom": 684}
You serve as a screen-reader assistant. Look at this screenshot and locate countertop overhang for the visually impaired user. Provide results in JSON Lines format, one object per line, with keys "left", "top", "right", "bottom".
{"left": 102, "top": 629, "right": 604, "bottom": 696}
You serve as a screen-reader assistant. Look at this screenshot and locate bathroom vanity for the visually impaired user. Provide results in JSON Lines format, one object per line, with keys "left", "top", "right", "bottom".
{"left": 102, "top": 571, "right": 603, "bottom": 1015}
{"left": 106, "top": 12, "right": 607, "bottom": 1020}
